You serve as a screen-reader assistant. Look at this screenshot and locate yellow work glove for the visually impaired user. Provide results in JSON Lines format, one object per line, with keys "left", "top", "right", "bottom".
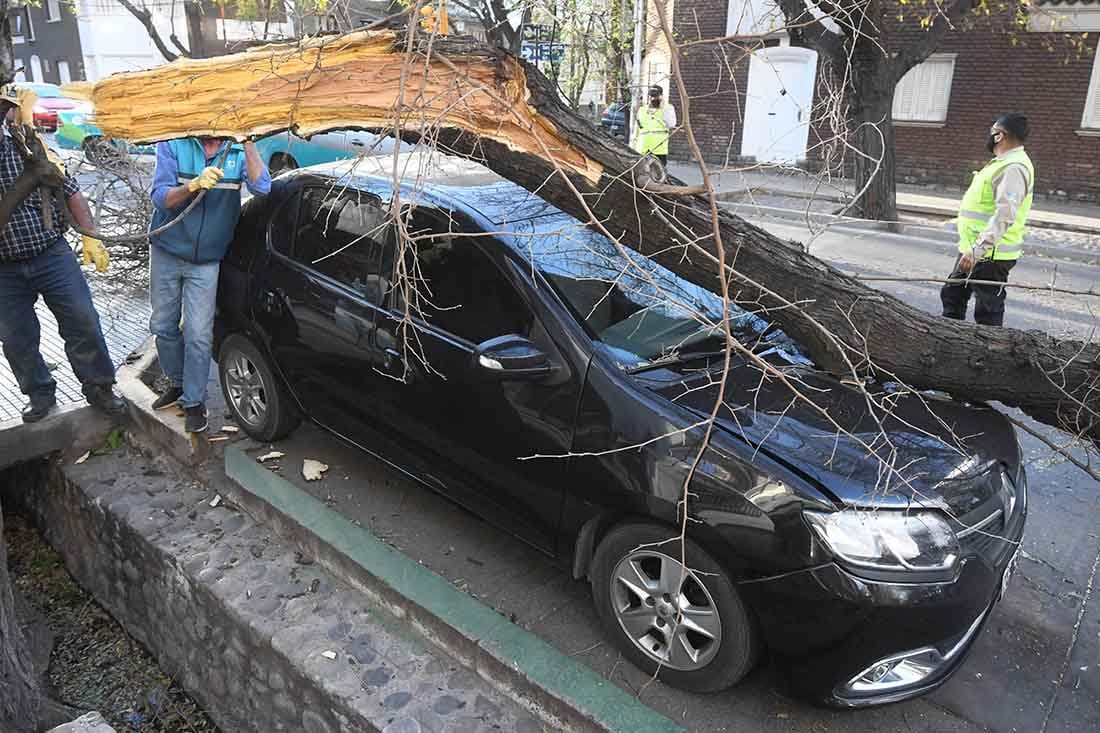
{"left": 81, "top": 235, "right": 109, "bottom": 273}
{"left": 187, "top": 166, "right": 224, "bottom": 193}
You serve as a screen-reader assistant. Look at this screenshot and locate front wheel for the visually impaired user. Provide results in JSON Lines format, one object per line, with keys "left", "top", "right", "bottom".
{"left": 590, "top": 521, "right": 760, "bottom": 692}
{"left": 218, "top": 333, "right": 300, "bottom": 442}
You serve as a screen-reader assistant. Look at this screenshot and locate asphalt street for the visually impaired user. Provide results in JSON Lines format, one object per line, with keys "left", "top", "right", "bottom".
{"left": 229, "top": 218, "right": 1100, "bottom": 732}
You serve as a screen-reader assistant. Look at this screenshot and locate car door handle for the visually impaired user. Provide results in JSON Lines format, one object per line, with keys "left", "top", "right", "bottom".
{"left": 383, "top": 347, "right": 402, "bottom": 366}
{"left": 351, "top": 140, "right": 365, "bottom": 147}
{"left": 259, "top": 288, "right": 287, "bottom": 313}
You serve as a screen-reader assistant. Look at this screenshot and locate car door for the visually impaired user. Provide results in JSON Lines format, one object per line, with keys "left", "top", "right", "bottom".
{"left": 369, "top": 208, "right": 583, "bottom": 553}
{"left": 251, "top": 180, "right": 396, "bottom": 433}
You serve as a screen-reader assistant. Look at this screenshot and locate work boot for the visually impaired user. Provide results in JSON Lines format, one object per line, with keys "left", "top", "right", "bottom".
{"left": 152, "top": 385, "right": 183, "bottom": 411}
{"left": 184, "top": 403, "right": 208, "bottom": 434}
{"left": 85, "top": 385, "right": 127, "bottom": 417}
{"left": 22, "top": 395, "right": 57, "bottom": 423}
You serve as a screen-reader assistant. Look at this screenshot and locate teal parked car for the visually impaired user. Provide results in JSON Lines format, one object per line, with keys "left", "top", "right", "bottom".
{"left": 55, "top": 108, "right": 154, "bottom": 162}
{"left": 256, "top": 130, "right": 411, "bottom": 175}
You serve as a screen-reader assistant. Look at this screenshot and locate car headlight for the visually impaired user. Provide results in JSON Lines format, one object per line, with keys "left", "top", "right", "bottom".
{"left": 804, "top": 509, "right": 959, "bottom": 574}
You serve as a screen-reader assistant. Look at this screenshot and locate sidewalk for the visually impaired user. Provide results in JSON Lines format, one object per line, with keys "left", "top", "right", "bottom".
{"left": 666, "top": 162, "right": 1100, "bottom": 235}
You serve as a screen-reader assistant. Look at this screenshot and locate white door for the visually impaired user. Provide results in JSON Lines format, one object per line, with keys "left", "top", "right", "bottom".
{"left": 29, "top": 55, "right": 43, "bottom": 82}
{"left": 58, "top": 61, "right": 71, "bottom": 84}
{"left": 740, "top": 47, "right": 818, "bottom": 164}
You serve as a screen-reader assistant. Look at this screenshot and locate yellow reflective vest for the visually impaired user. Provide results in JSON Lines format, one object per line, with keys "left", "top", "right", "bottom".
{"left": 634, "top": 106, "right": 671, "bottom": 156}
{"left": 956, "top": 148, "right": 1034, "bottom": 261}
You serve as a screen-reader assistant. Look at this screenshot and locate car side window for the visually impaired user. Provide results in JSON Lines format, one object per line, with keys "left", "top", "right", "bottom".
{"left": 399, "top": 210, "right": 533, "bottom": 345}
{"left": 292, "top": 186, "right": 395, "bottom": 306}
{"left": 268, "top": 184, "right": 299, "bottom": 257}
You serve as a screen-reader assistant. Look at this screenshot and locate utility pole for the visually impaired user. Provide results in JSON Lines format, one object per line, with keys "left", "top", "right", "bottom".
{"left": 630, "top": 0, "right": 644, "bottom": 143}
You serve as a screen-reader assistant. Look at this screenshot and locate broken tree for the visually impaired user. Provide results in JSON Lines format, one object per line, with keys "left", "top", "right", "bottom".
{"left": 89, "top": 30, "right": 1100, "bottom": 447}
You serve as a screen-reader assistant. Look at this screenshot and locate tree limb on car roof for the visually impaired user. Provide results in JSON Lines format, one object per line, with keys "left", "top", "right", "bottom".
{"left": 89, "top": 29, "right": 1100, "bottom": 448}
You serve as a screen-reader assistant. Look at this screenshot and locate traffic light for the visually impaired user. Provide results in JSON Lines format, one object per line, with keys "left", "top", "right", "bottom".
{"left": 419, "top": 1, "right": 449, "bottom": 36}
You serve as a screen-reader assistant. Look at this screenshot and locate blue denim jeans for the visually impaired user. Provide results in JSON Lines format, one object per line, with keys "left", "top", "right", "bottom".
{"left": 0, "top": 238, "right": 116, "bottom": 404}
{"left": 149, "top": 246, "right": 220, "bottom": 408}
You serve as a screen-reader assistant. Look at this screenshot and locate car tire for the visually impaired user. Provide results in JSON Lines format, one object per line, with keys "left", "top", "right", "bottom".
{"left": 218, "top": 333, "right": 301, "bottom": 442}
{"left": 269, "top": 153, "right": 298, "bottom": 176}
{"left": 590, "top": 521, "right": 760, "bottom": 692}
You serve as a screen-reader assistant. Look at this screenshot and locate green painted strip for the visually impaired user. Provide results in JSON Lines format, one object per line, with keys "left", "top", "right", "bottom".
{"left": 225, "top": 447, "right": 683, "bottom": 733}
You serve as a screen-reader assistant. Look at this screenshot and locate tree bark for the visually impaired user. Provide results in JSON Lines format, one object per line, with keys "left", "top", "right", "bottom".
{"left": 849, "top": 90, "right": 897, "bottom": 223}
{"left": 847, "top": 37, "right": 899, "bottom": 223}
{"left": 87, "top": 31, "right": 1100, "bottom": 446}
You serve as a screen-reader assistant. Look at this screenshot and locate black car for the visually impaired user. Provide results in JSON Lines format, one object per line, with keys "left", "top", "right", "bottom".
{"left": 600, "top": 101, "right": 629, "bottom": 139}
{"left": 214, "top": 157, "right": 1026, "bottom": 707}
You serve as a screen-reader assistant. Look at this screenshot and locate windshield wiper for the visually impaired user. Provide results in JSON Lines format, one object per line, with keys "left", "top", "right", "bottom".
{"left": 626, "top": 349, "right": 731, "bottom": 375}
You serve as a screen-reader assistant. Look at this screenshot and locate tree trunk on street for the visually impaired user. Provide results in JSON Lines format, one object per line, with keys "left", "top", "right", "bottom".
{"left": 87, "top": 31, "right": 1100, "bottom": 447}
{"left": 846, "top": 38, "right": 899, "bottom": 224}
{"left": 850, "top": 94, "right": 898, "bottom": 224}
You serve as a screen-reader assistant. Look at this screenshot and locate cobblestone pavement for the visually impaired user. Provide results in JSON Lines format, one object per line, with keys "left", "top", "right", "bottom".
{"left": 0, "top": 273, "right": 149, "bottom": 423}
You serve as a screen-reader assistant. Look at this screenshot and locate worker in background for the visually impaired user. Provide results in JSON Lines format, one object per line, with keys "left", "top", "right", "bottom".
{"left": 632, "top": 85, "right": 677, "bottom": 166}
{"left": 148, "top": 137, "right": 270, "bottom": 433}
{"left": 941, "top": 113, "right": 1033, "bottom": 327}
{"left": 0, "top": 84, "right": 125, "bottom": 423}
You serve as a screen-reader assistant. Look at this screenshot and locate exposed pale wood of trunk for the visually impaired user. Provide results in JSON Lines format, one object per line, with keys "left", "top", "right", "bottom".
{"left": 90, "top": 30, "right": 1100, "bottom": 446}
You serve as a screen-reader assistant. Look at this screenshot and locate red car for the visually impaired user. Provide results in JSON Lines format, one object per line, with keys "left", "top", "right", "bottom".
{"left": 16, "top": 83, "right": 80, "bottom": 132}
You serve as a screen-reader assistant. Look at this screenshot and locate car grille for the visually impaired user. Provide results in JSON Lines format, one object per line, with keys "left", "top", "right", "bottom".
{"left": 949, "top": 467, "right": 1015, "bottom": 561}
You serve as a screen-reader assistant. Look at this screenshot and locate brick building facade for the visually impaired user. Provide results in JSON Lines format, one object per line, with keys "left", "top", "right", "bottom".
{"left": 667, "top": 0, "right": 1100, "bottom": 203}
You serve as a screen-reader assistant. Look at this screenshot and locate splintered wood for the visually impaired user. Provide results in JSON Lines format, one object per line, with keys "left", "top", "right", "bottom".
{"left": 89, "top": 30, "right": 602, "bottom": 183}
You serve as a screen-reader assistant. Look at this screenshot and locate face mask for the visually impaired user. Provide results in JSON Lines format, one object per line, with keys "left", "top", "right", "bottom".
{"left": 986, "top": 130, "right": 1003, "bottom": 155}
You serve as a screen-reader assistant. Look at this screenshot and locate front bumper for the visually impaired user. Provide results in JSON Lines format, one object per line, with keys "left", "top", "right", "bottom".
{"left": 742, "top": 483, "right": 1025, "bottom": 707}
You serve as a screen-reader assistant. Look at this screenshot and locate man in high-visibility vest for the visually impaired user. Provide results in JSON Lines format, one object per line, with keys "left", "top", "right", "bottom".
{"left": 632, "top": 85, "right": 677, "bottom": 165}
{"left": 941, "top": 113, "right": 1033, "bottom": 327}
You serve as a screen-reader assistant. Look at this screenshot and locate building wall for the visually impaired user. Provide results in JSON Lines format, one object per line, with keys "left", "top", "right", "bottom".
{"left": 667, "top": 0, "right": 758, "bottom": 164}
{"left": 669, "top": 0, "right": 1100, "bottom": 202}
{"left": 10, "top": 1, "right": 86, "bottom": 84}
{"left": 74, "top": 0, "right": 188, "bottom": 81}
{"left": 890, "top": 26, "right": 1100, "bottom": 202}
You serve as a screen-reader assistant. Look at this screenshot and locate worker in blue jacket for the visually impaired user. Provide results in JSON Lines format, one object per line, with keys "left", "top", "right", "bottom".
{"left": 149, "top": 137, "right": 270, "bottom": 433}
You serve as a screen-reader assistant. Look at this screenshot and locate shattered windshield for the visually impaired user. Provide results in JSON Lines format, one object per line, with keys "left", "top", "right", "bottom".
{"left": 509, "top": 213, "right": 810, "bottom": 371}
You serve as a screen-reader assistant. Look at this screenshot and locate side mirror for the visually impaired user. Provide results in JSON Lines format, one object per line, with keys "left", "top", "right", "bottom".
{"left": 472, "top": 334, "right": 552, "bottom": 381}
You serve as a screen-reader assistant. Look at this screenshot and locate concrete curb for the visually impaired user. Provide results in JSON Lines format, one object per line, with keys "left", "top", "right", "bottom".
{"left": 0, "top": 403, "right": 114, "bottom": 471}
{"left": 729, "top": 203, "right": 1100, "bottom": 265}
{"left": 725, "top": 185, "right": 1100, "bottom": 236}
{"left": 115, "top": 337, "right": 210, "bottom": 466}
{"left": 222, "top": 446, "right": 683, "bottom": 733}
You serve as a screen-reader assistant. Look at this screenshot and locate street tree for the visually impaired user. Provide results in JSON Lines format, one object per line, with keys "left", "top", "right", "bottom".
{"left": 84, "top": 28, "right": 1100, "bottom": 470}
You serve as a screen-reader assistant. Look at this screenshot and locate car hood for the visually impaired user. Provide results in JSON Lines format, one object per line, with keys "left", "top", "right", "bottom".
{"left": 640, "top": 356, "right": 1021, "bottom": 514}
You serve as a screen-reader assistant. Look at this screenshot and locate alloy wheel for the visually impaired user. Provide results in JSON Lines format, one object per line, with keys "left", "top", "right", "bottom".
{"left": 609, "top": 550, "right": 722, "bottom": 671}
{"left": 224, "top": 352, "right": 268, "bottom": 427}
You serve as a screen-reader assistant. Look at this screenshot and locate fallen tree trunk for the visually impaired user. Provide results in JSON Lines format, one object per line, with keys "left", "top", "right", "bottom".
{"left": 90, "top": 31, "right": 1100, "bottom": 446}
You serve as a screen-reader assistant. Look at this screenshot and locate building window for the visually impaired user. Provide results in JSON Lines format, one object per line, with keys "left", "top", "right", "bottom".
{"left": 29, "top": 55, "right": 43, "bottom": 83}
{"left": 46, "top": 0, "right": 61, "bottom": 22}
{"left": 58, "top": 60, "right": 71, "bottom": 84}
{"left": 892, "top": 54, "right": 956, "bottom": 124}
{"left": 11, "top": 7, "right": 33, "bottom": 44}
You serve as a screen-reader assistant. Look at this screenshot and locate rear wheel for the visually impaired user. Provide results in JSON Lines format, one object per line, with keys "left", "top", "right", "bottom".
{"left": 218, "top": 333, "right": 300, "bottom": 442}
{"left": 590, "top": 521, "right": 760, "bottom": 692}
{"left": 269, "top": 153, "right": 298, "bottom": 176}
